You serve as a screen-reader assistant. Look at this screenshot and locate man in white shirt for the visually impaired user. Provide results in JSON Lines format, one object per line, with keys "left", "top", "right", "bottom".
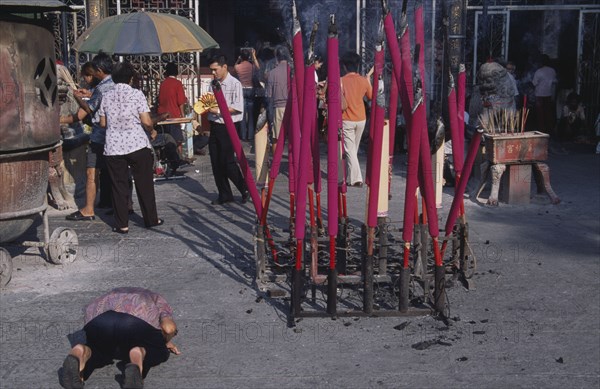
{"left": 532, "top": 54, "right": 557, "bottom": 134}
{"left": 207, "top": 54, "right": 249, "bottom": 205}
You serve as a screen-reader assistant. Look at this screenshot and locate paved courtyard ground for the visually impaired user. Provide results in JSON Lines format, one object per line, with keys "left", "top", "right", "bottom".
{"left": 1, "top": 141, "right": 598, "bottom": 388}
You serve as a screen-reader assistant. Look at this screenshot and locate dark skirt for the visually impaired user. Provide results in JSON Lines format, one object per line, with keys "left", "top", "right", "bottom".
{"left": 83, "top": 310, "right": 169, "bottom": 373}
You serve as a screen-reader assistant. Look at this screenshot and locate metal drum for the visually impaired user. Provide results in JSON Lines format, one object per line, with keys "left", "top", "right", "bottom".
{"left": 0, "top": 17, "right": 61, "bottom": 244}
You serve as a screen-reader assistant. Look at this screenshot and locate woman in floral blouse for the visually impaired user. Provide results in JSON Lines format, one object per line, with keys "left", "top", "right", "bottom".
{"left": 98, "top": 62, "right": 163, "bottom": 233}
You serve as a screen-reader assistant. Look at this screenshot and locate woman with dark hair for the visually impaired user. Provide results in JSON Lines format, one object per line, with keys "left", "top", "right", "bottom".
{"left": 99, "top": 62, "right": 163, "bottom": 233}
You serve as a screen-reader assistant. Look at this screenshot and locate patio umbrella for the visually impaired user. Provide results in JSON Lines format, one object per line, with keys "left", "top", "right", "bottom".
{"left": 73, "top": 11, "right": 219, "bottom": 55}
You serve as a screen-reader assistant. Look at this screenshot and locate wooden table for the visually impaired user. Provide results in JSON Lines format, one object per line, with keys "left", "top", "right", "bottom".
{"left": 156, "top": 117, "right": 192, "bottom": 126}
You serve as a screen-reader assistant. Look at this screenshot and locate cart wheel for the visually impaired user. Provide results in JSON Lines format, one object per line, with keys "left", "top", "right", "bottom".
{"left": 0, "top": 248, "right": 13, "bottom": 287}
{"left": 48, "top": 228, "right": 78, "bottom": 264}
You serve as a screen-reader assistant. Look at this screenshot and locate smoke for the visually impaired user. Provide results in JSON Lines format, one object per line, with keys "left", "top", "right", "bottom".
{"left": 270, "top": 1, "right": 420, "bottom": 62}
{"left": 270, "top": 0, "right": 434, "bottom": 97}
{"left": 273, "top": 0, "right": 359, "bottom": 58}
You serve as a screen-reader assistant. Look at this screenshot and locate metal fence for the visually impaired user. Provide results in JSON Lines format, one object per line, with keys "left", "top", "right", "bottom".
{"left": 49, "top": 0, "right": 202, "bottom": 111}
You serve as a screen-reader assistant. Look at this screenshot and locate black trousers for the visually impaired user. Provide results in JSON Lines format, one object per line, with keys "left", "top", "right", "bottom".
{"left": 208, "top": 122, "right": 247, "bottom": 202}
{"left": 105, "top": 147, "right": 158, "bottom": 228}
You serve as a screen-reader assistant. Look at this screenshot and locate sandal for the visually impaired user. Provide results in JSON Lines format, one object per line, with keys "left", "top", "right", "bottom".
{"left": 145, "top": 219, "right": 164, "bottom": 228}
{"left": 123, "top": 363, "right": 143, "bottom": 389}
{"left": 60, "top": 355, "right": 84, "bottom": 389}
{"left": 112, "top": 227, "right": 129, "bottom": 234}
{"left": 65, "top": 210, "right": 95, "bottom": 221}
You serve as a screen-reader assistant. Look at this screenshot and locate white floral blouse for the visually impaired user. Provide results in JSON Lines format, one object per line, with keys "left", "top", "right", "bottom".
{"left": 99, "top": 83, "right": 152, "bottom": 156}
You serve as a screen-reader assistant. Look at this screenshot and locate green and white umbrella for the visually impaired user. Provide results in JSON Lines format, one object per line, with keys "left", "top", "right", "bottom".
{"left": 73, "top": 11, "right": 219, "bottom": 55}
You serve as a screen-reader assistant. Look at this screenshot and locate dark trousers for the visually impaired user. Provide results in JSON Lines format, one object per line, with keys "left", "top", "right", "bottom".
{"left": 208, "top": 122, "right": 247, "bottom": 202}
{"left": 536, "top": 96, "right": 555, "bottom": 134}
{"left": 98, "top": 167, "right": 112, "bottom": 207}
{"left": 105, "top": 148, "right": 158, "bottom": 228}
{"left": 99, "top": 168, "right": 133, "bottom": 209}
{"left": 241, "top": 88, "right": 255, "bottom": 141}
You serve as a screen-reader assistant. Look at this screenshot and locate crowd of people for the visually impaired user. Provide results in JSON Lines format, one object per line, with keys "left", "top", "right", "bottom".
{"left": 60, "top": 47, "right": 600, "bottom": 232}
{"left": 58, "top": 45, "right": 378, "bottom": 229}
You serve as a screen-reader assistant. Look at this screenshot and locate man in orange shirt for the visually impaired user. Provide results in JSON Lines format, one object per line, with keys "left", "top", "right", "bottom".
{"left": 341, "top": 53, "right": 372, "bottom": 187}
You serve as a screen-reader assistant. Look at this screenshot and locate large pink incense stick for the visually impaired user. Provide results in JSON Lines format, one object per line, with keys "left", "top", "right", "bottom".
{"left": 288, "top": 76, "right": 301, "bottom": 231}
{"left": 399, "top": 20, "right": 418, "bottom": 248}
{"left": 257, "top": 92, "right": 290, "bottom": 262}
{"left": 326, "top": 16, "right": 341, "bottom": 316}
{"left": 389, "top": 0, "right": 413, "bottom": 311}
{"left": 396, "top": 29, "right": 423, "bottom": 311}
{"left": 212, "top": 80, "right": 262, "bottom": 218}
{"left": 412, "top": 40, "right": 442, "bottom": 266}
{"left": 412, "top": 58, "right": 446, "bottom": 315}
{"left": 303, "top": 59, "right": 320, "bottom": 246}
{"left": 398, "top": 9, "right": 414, "bottom": 127}
{"left": 294, "top": 72, "right": 317, "bottom": 241}
{"left": 326, "top": 17, "right": 340, "bottom": 240}
{"left": 366, "top": 20, "right": 386, "bottom": 222}
{"left": 289, "top": 73, "right": 301, "bottom": 195}
{"left": 415, "top": 3, "right": 445, "bottom": 311}
{"left": 292, "top": 0, "right": 305, "bottom": 117}
{"left": 382, "top": 1, "right": 404, "bottom": 172}
{"left": 383, "top": 4, "right": 403, "bottom": 93}
{"left": 401, "top": 126, "right": 420, "bottom": 241}
{"left": 441, "top": 129, "right": 483, "bottom": 257}
{"left": 299, "top": 63, "right": 316, "bottom": 200}
{"left": 412, "top": 46, "right": 443, "bottom": 291}
{"left": 365, "top": 41, "right": 385, "bottom": 187}
{"left": 310, "top": 84, "right": 321, "bottom": 194}
{"left": 399, "top": 19, "right": 420, "bottom": 255}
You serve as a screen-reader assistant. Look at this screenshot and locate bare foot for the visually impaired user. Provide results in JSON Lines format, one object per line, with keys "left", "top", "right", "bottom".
{"left": 129, "top": 346, "right": 146, "bottom": 375}
{"left": 69, "top": 344, "right": 91, "bottom": 373}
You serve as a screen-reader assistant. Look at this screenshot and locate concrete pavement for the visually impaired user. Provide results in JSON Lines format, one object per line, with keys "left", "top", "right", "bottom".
{"left": 0, "top": 141, "right": 598, "bottom": 388}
